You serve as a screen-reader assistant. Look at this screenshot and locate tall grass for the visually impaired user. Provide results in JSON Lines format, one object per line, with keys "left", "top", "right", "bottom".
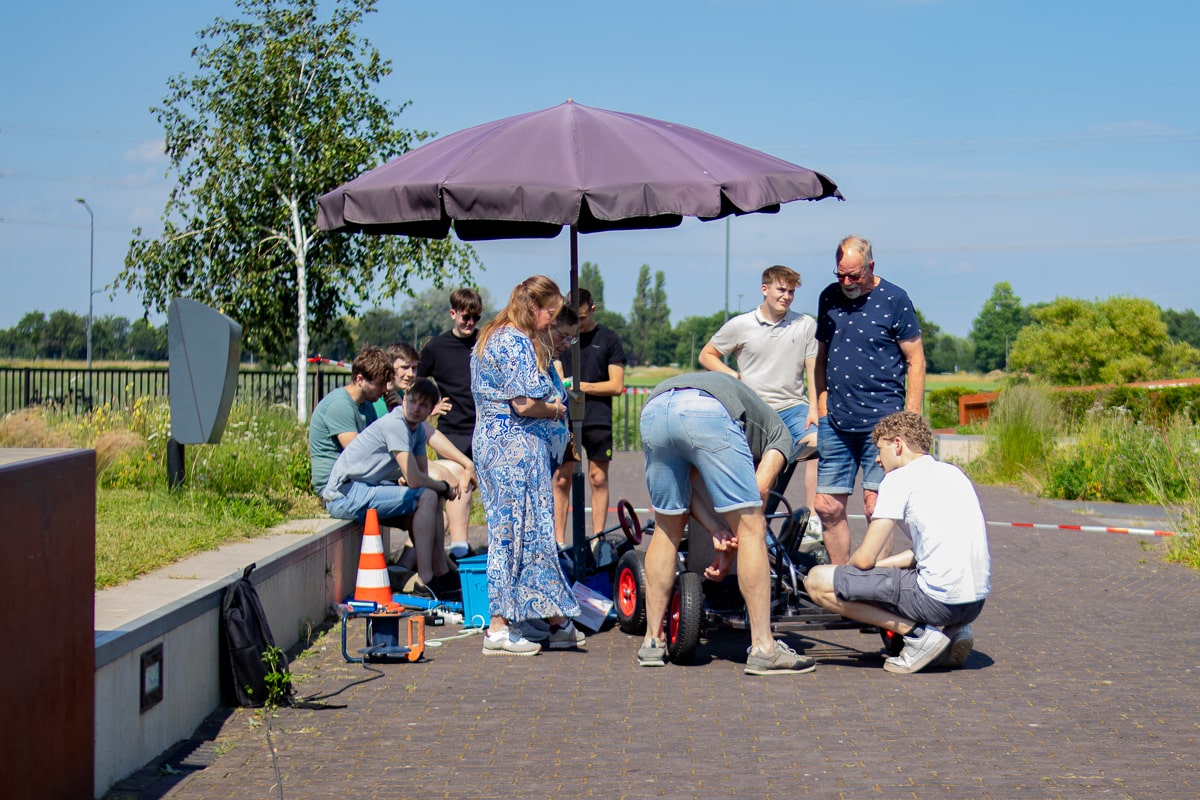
{"left": 968, "top": 383, "right": 1061, "bottom": 489}
{"left": 986, "top": 398, "right": 1200, "bottom": 570}
{"left": 2, "top": 399, "right": 321, "bottom": 587}
{"left": 1141, "top": 418, "right": 1200, "bottom": 570}
{"left": 1042, "top": 408, "right": 1195, "bottom": 504}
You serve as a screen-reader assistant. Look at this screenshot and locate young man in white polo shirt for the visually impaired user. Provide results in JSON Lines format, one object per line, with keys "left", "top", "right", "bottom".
{"left": 804, "top": 411, "right": 990, "bottom": 674}
{"left": 699, "top": 265, "right": 819, "bottom": 516}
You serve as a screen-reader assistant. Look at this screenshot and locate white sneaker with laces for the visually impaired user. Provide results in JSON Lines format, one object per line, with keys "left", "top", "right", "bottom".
{"left": 883, "top": 626, "right": 950, "bottom": 674}
{"left": 482, "top": 627, "right": 541, "bottom": 656}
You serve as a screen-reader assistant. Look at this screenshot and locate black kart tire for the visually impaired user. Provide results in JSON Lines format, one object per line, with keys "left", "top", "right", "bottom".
{"left": 614, "top": 550, "right": 648, "bottom": 634}
{"left": 665, "top": 571, "right": 704, "bottom": 664}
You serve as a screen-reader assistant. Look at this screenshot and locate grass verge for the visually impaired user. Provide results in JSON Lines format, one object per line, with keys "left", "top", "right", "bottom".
{"left": 96, "top": 488, "right": 322, "bottom": 587}
{"left": 4, "top": 398, "right": 323, "bottom": 588}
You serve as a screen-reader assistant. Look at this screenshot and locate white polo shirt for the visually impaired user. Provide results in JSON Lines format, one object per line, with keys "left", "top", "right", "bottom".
{"left": 707, "top": 308, "right": 818, "bottom": 411}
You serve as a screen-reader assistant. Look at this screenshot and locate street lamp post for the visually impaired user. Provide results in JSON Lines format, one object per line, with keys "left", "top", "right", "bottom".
{"left": 75, "top": 198, "right": 95, "bottom": 369}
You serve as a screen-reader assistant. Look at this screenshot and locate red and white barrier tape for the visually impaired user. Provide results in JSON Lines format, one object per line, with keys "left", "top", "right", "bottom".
{"left": 985, "top": 520, "right": 1175, "bottom": 537}
{"left": 588, "top": 509, "right": 1176, "bottom": 537}
{"left": 846, "top": 514, "right": 1175, "bottom": 538}
{"left": 307, "top": 356, "right": 352, "bottom": 368}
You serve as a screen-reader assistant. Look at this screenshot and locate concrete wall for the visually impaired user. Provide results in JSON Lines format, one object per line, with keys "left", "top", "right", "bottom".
{"left": 93, "top": 519, "right": 361, "bottom": 798}
{"left": 933, "top": 433, "right": 987, "bottom": 465}
{"left": 1, "top": 448, "right": 95, "bottom": 800}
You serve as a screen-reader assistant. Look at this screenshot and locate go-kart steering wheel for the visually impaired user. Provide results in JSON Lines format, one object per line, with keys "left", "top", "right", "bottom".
{"left": 616, "top": 499, "right": 643, "bottom": 545}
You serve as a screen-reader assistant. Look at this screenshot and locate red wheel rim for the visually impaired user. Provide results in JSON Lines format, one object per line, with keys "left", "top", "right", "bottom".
{"left": 617, "top": 568, "right": 638, "bottom": 618}
{"left": 666, "top": 588, "right": 681, "bottom": 645}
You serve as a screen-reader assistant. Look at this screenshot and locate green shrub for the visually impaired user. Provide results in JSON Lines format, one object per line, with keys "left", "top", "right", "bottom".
{"left": 1043, "top": 409, "right": 1198, "bottom": 504}
{"left": 1054, "top": 384, "right": 1200, "bottom": 427}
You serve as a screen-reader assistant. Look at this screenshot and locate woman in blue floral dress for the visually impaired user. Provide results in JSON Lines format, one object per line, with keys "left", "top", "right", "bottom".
{"left": 471, "top": 276, "right": 582, "bottom": 656}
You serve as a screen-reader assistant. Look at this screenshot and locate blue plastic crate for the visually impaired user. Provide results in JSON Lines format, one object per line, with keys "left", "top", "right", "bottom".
{"left": 456, "top": 554, "right": 490, "bottom": 628}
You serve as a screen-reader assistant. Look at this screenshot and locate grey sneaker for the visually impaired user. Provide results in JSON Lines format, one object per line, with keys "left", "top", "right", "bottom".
{"left": 482, "top": 627, "right": 541, "bottom": 657}
{"left": 636, "top": 638, "right": 666, "bottom": 667}
{"left": 935, "top": 624, "right": 974, "bottom": 668}
{"left": 517, "top": 619, "right": 551, "bottom": 643}
{"left": 884, "top": 626, "right": 950, "bottom": 674}
{"left": 547, "top": 621, "right": 586, "bottom": 650}
{"left": 744, "top": 640, "right": 816, "bottom": 676}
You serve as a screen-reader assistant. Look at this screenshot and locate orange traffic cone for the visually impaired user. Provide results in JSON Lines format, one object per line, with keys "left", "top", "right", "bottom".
{"left": 354, "top": 509, "right": 396, "bottom": 610}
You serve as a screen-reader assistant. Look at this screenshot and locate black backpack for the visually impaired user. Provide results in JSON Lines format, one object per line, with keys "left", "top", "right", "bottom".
{"left": 220, "top": 564, "right": 290, "bottom": 708}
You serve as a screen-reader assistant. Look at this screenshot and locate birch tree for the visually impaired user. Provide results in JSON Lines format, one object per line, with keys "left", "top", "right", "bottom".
{"left": 120, "top": 0, "right": 476, "bottom": 421}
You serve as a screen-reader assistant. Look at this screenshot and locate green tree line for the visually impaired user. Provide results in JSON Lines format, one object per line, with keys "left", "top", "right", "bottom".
{"left": 9, "top": 279, "right": 1200, "bottom": 383}
{"left": 0, "top": 311, "right": 168, "bottom": 361}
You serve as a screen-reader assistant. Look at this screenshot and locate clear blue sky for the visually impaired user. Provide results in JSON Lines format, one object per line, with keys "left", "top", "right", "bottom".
{"left": 3, "top": 0, "right": 1197, "bottom": 339}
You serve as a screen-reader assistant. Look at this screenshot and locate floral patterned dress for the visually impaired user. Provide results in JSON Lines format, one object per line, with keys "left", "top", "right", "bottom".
{"left": 471, "top": 326, "right": 578, "bottom": 622}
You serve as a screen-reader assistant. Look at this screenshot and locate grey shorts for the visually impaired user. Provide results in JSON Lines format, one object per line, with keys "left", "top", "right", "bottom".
{"left": 834, "top": 565, "right": 985, "bottom": 628}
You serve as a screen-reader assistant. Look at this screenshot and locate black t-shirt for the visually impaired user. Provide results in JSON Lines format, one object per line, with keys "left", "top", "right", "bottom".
{"left": 559, "top": 324, "right": 627, "bottom": 428}
{"left": 418, "top": 329, "right": 478, "bottom": 436}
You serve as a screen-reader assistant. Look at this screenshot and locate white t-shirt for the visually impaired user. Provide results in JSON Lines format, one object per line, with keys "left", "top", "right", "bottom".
{"left": 872, "top": 455, "right": 991, "bottom": 604}
{"left": 708, "top": 308, "right": 818, "bottom": 411}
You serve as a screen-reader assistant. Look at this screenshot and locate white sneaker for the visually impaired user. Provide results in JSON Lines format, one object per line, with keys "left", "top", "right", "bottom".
{"left": 883, "top": 627, "right": 950, "bottom": 674}
{"left": 482, "top": 627, "right": 541, "bottom": 656}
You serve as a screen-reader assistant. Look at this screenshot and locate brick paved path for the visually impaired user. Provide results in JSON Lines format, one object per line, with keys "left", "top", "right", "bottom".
{"left": 108, "top": 454, "right": 1200, "bottom": 800}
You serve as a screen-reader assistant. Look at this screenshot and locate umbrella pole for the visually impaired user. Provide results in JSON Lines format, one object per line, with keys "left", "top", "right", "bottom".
{"left": 569, "top": 226, "right": 587, "bottom": 583}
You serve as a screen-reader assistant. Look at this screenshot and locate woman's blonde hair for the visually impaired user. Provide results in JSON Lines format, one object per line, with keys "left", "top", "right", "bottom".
{"left": 476, "top": 275, "right": 564, "bottom": 371}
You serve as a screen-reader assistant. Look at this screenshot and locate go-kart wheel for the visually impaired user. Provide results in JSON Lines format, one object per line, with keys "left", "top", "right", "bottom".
{"left": 880, "top": 628, "right": 905, "bottom": 657}
{"left": 614, "top": 550, "right": 648, "bottom": 634}
{"left": 616, "top": 499, "right": 643, "bottom": 545}
{"left": 665, "top": 571, "right": 704, "bottom": 664}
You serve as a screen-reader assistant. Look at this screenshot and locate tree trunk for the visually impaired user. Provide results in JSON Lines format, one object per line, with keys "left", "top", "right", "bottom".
{"left": 295, "top": 236, "right": 309, "bottom": 425}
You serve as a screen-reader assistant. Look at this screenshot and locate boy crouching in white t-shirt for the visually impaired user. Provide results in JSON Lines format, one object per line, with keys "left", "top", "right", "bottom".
{"left": 804, "top": 410, "right": 990, "bottom": 673}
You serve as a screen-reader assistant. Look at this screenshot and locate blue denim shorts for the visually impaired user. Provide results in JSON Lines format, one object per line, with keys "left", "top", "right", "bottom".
{"left": 815, "top": 416, "right": 883, "bottom": 493}
{"left": 325, "top": 480, "right": 424, "bottom": 522}
{"left": 777, "top": 402, "right": 817, "bottom": 460}
{"left": 834, "top": 565, "right": 986, "bottom": 628}
{"left": 640, "top": 388, "right": 760, "bottom": 515}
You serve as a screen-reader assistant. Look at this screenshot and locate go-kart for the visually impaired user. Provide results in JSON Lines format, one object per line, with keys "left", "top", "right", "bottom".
{"left": 611, "top": 493, "right": 904, "bottom": 663}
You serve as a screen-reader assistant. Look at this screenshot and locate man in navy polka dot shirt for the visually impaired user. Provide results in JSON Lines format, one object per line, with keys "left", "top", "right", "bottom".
{"left": 813, "top": 235, "right": 926, "bottom": 564}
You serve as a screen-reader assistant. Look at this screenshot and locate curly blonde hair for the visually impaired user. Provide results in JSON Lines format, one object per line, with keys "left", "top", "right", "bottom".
{"left": 871, "top": 411, "right": 932, "bottom": 454}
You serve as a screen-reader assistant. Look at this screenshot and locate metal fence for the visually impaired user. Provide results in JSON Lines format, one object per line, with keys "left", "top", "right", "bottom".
{"left": 0, "top": 365, "right": 355, "bottom": 418}
{"left": 0, "top": 365, "right": 654, "bottom": 451}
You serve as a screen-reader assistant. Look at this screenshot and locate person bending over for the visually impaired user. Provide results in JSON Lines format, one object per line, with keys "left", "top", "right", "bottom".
{"left": 636, "top": 372, "right": 814, "bottom": 676}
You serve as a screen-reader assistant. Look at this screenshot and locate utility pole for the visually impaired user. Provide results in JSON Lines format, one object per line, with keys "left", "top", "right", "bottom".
{"left": 75, "top": 198, "right": 95, "bottom": 369}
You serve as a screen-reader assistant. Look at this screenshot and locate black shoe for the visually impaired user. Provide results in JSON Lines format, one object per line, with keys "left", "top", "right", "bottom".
{"left": 427, "top": 573, "right": 463, "bottom": 599}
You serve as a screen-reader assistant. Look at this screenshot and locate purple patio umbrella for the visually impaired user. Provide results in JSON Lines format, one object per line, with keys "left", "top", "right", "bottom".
{"left": 317, "top": 100, "right": 843, "bottom": 577}
{"left": 318, "top": 99, "right": 841, "bottom": 239}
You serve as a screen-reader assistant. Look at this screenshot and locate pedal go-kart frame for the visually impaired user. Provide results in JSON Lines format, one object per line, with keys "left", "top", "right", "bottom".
{"left": 611, "top": 493, "right": 903, "bottom": 664}
{"left": 555, "top": 499, "right": 643, "bottom": 594}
